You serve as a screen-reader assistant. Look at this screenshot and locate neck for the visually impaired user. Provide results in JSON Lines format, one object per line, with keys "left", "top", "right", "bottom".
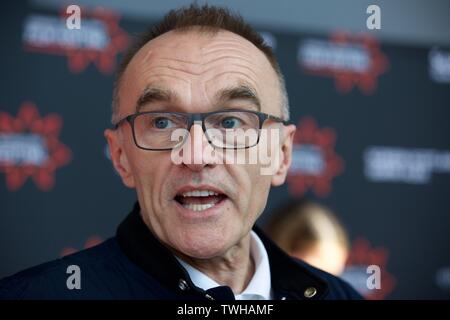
{"left": 174, "top": 233, "right": 255, "bottom": 294}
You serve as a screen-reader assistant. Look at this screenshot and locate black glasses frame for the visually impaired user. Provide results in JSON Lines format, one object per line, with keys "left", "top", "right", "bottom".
{"left": 113, "top": 109, "right": 289, "bottom": 151}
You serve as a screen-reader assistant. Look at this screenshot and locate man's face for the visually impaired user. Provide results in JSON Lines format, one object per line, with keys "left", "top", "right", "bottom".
{"left": 105, "top": 29, "right": 295, "bottom": 259}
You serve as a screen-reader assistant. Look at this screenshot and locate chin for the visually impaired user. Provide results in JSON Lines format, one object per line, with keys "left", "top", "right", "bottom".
{"left": 173, "top": 229, "right": 233, "bottom": 259}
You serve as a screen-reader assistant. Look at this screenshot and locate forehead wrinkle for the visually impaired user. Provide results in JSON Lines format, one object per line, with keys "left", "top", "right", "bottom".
{"left": 202, "top": 42, "right": 258, "bottom": 53}
{"left": 201, "top": 41, "right": 275, "bottom": 74}
{"left": 204, "top": 71, "right": 260, "bottom": 95}
{"left": 141, "top": 42, "right": 203, "bottom": 61}
{"left": 146, "top": 64, "right": 206, "bottom": 76}
{"left": 202, "top": 46, "right": 257, "bottom": 60}
{"left": 143, "top": 38, "right": 261, "bottom": 65}
{"left": 143, "top": 52, "right": 262, "bottom": 81}
{"left": 138, "top": 31, "right": 264, "bottom": 66}
{"left": 139, "top": 48, "right": 201, "bottom": 75}
{"left": 201, "top": 47, "right": 270, "bottom": 76}
{"left": 140, "top": 54, "right": 200, "bottom": 71}
{"left": 201, "top": 53, "right": 254, "bottom": 66}
{"left": 194, "top": 54, "right": 260, "bottom": 77}
{"left": 127, "top": 53, "right": 193, "bottom": 90}
{"left": 137, "top": 37, "right": 267, "bottom": 80}
{"left": 200, "top": 48, "right": 264, "bottom": 78}
{"left": 140, "top": 70, "right": 190, "bottom": 84}
{"left": 130, "top": 31, "right": 274, "bottom": 108}
{"left": 200, "top": 61, "right": 260, "bottom": 80}
{"left": 202, "top": 43, "right": 269, "bottom": 63}
{"left": 155, "top": 56, "right": 204, "bottom": 65}
{"left": 202, "top": 44, "right": 255, "bottom": 56}
{"left": 201, "top": 36, "right": 256, "bottom": 47}
{"left": 142, "top": 54, "right": 208, "bottom": 78}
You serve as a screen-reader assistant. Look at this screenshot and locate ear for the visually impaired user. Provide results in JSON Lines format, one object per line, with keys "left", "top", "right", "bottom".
{"left": 104, "top": 128, "right": 135, "bottom": 188}
{"left": 271, "top": 124, "right": 296, "bottom": 187}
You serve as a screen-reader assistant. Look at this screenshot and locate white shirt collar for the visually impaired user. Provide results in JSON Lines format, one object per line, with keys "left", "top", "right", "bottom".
{"left": 176, "top": 231, "right": 272, "bottom": 300}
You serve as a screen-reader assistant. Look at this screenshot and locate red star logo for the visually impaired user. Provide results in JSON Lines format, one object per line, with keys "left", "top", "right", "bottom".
{"left": 301, "top": 32, "right": 389, "bottom": 94}
{"left": 62, "top": 7, "right": 129, "bottom": 74}
{"left": 0, "top": 102, "right": 72, "bottom": 191}
{"left": 345, "top": 238, "right": 396, "bottom": 300}
{"left": 287, "top": 117, "right": 344, "bottom": 197}
{"left": 24, "top": 7, "right": 129, "bottom": 74}
{"left": 332, "top": 32, "right": 389, "bottom": 94}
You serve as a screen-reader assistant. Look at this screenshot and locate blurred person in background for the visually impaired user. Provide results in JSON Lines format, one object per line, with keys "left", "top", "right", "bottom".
{"left": 266, "top": 199, "right": 349, "bottom": 276}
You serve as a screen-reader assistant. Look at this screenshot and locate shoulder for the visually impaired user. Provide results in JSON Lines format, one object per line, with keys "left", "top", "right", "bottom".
{"left": 294, "top": 258, "right": 364, "bottom": 300}
{"left": 0, "top": 238, "right": 128, "bottom": 299}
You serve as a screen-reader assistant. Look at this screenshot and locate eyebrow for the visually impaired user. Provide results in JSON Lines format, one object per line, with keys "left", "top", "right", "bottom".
{"left": 136, "top": 86, "right": 179, "bottom": 112}
{"left": 215, "top": 84, "right": 261, "bottom": 111}
{"left": 135, "top": 84, "right": 261, "bottom": 112}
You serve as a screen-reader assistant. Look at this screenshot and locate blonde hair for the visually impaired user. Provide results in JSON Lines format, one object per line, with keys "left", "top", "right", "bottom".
{"left": 266, "top": 200, "right": 349, "bottom": 254}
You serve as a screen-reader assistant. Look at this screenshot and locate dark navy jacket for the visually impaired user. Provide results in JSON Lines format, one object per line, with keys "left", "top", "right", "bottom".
{"left": 0, "top": 202, "right": 362, "bottom": 300}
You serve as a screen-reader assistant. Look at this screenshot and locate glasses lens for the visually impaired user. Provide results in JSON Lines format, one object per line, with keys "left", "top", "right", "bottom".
{"left": 205, "top": 111, "right": 259, "bottom": 148}
{"left": 133, "top": 113, "right": 189, "bottom": 149}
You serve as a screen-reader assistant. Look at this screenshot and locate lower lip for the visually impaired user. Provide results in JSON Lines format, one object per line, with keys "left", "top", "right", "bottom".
{"left": 173, "top": 197, "right": 228, "bottom": 220}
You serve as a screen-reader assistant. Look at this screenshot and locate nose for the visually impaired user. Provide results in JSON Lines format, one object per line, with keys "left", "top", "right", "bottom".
{"left": 180, "top": 121, "right": 217, "bottom": 171}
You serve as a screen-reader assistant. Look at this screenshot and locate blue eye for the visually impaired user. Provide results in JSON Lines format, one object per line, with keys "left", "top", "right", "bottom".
{"left": 154, "top": 117, "right": 172, "bottom": 129}
{"left": 221, "top": 117, "right": 241, "bottom": 129}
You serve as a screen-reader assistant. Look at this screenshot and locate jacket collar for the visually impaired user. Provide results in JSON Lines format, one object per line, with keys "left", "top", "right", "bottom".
{"left": 116, "top": 202, "right": 329, "bottom": 300}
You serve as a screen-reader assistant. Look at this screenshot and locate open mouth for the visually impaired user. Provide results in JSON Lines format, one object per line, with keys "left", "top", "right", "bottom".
{"left": 174, "top": 189, "right": 228, "bottom": 212}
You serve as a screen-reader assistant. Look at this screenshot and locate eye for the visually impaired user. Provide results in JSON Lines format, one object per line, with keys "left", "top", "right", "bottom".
{"left": 220, "top": 117, "right": 242, "bottom": 129}
{"left": 153, "top": 117, "right": 174, "bottom": 129}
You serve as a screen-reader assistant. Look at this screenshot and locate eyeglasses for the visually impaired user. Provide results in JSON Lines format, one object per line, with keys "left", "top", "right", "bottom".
{"left": 113, "top": 109, "right": 288, "bottom": 150}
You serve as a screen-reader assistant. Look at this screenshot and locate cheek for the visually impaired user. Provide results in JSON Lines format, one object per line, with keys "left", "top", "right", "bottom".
{"left": 129, "top": 149, "right": 173, "bottom": 198}
{"left": 250, "top": 171, "right": 271, "bottom": 214}
{"left": 229, "top": 160, "right": 272, "bottom": 220}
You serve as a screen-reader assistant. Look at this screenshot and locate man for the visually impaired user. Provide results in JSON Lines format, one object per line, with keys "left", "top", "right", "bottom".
{"left": 0, "top": 4, "right": 361, "bottom": 300}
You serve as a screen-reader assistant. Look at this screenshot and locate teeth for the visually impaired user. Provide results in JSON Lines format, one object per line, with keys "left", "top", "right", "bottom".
{"left": 181, "top": 190, "right": 219, "bottom": 197}
{"left": 182, "top": 203, "right": 215, "bottom": 211}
